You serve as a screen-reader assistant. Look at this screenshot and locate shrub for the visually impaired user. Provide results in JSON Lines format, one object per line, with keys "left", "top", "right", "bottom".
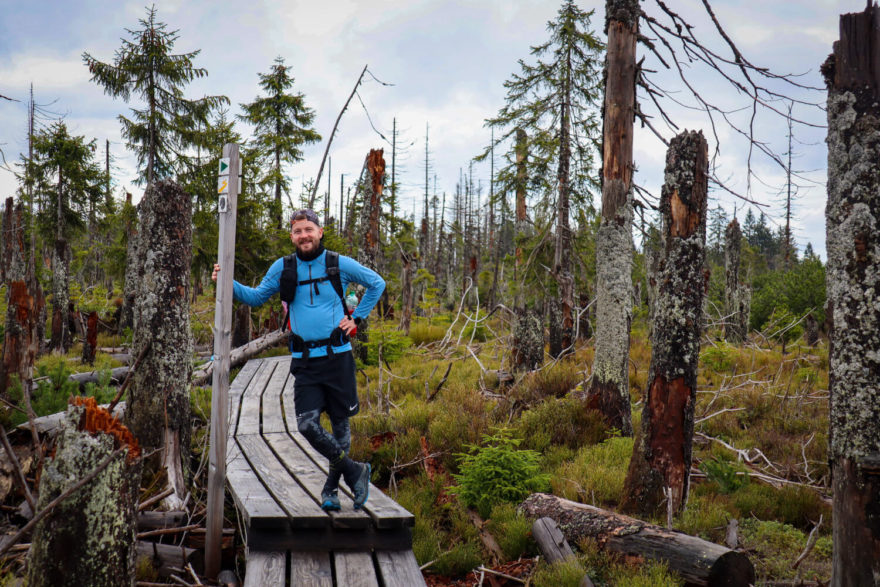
{"left": 552, "top": 436, "right": 633, "bottom": 506}
{"left": 532, "top": 558, "right": 587, "bottom": 587}
{"left": 701, "top": 457, "right": 749, "bottom": 493}
{"left": 701, "top": 343, "right": 736, "bottom": 372}
{"left": 486, "top": 503, "right": 538, "bottom": 560}
{"left": 516, "top": 396, "right": 606, "bottom": 452}
{"left": 450, "top": 429, "right": 550, "bottom": 518}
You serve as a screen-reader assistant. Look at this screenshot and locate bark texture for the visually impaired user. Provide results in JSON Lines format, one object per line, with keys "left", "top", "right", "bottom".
{"left": 28, "top": 398, "right": 141, "bottom": 587}
{"left": 125, "top": 180, "right": 193, "bottom": 461}
{"left": 512, "top": 307, "right": 543, "bottom": 372}
{"left": 0, "top": 199, "right": 44, "bottom": 401}
{"left": 588, "top": 0, "right": 638, "bottom": 436}
{"left": 723, "top": 218, "right": 750, "bottom": 342}
{"left": 81, "top": 311, "right": 98, "bottom": 365}
{"left": 521, "top": 493, "right": 754, "bottom": 586}
{"left": 119, "top": 194, "right": 139, "bottom": 333}
{"left": 823, "top": 7, "right": 880, "bottom": 583}
{"left": 621, "top": 131, "right": 709, "bottom": 518}
{"left": 50, "top": 238, "right": 71, "bottom": 353}
{"left": 355, "top": 149, "right": 385, "bottom": 363}
{"left": 232, "top": 304, "right": 252, "bottom": 349}
{"left": 547, "top": 298, "right": 564, "bottom": 358}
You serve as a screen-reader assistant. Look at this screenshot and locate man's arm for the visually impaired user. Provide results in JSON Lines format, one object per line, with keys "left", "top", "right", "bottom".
{"left": 213, "top": 257, "right": 284, "bottom": 308}
{"left": 339, "top": 256, "right": 385, "bottom": 322}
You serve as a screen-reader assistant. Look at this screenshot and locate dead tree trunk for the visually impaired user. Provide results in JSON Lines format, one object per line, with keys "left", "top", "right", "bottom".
{"left": 520, "top": 493, "right": 755, "bottom": 586}
{"left": 231, "top": 304, "right": 251, "bottom": 349}
{"left": 547, "top": 298, "right": 563, "bottom": 358}
{"left": 125, "top": 180, "right": 192, "bottom": 510}
{"left": 804, "top": 312, "right": 819, "bottom": 346}
{"left": 620, "top": 130, "right": 709, "bottom": 518}
{"left": 587, "top": 0, "right": 638, "bottom": 437}
{"left": 49, "top": 238, "right": 71, "bottom": 353}
{"left": 399, "top": 250, "right": 415, "bottom": 334}
{"left": 512, "top": 307, "right": 543, "bottom": 372}
{"left": 0, "top": 200, "right": 44, "bottom": 401}
{"left": 81, "top": 311, "right": 98, "bottom": 365}
{"left": 355, "top": 149, "right": 385, "bottom": 363}
{"left": 28, "top": 397, "right": 142, "bottom": 587}
{"left": 822, "top": 7, "right": 880, "bottom": 583}
{"left": 724, "top": 218, "right": 749, "bottom": 342}
{"left": 119, "top": 193, "right": 139, "bottom": 333}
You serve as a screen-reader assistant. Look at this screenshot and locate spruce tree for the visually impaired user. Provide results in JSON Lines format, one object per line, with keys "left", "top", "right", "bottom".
{"left": 82, "top": 5, "right": 228, "bottom": 185}
{"left": 239, "top": 57, "right": 321, "bottom": 229}
{"left": 479, "top": 0, "right": 603, "bottom": 353}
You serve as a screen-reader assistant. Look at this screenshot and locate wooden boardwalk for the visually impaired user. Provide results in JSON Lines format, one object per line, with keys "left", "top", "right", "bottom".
{"left": 226, "top": 356, "right": 424, "bottom": 587}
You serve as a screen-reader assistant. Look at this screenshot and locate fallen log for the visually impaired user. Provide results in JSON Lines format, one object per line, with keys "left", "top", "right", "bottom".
{"left": 191, "top": 328, "right": 287, "bottom": 385}
{"left": 520, "top": 493, "right": 754, "bottom": 586}
{"left": 136, "top": 540, "right": 204, "bottom": 577}
{"left": 532, "top": 517, "right": 596, "bottom": 587}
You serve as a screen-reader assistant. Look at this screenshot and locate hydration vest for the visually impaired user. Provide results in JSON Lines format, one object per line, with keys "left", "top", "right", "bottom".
{"left": 279, "top": 250, "right": 352, "bottom": 357}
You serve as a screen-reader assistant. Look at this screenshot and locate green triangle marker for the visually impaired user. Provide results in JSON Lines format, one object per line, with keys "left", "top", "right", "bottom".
{"left": 219, "top": 160, "right": 229, "bottom": 173}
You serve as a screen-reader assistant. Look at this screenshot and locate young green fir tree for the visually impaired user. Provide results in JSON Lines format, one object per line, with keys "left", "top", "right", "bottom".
{"left": 82, "top": 5, "right": 228, "bottom": 185}
{"left": 239, "top": 57, "right": 321, "bottom": 229}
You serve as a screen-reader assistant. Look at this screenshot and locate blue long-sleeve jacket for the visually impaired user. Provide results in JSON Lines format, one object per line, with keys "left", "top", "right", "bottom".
{"left": 232, "top": 250, "right": 385, "bottom": 358}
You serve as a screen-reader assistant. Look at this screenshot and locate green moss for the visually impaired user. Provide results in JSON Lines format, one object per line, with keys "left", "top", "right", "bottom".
{"left": 551, "top": 436, "right": 633, "bottom": 506}
{"left": 486, "top": 503, "right": 538, "bottom": 560}
{"left": 532, "top": 558, "right": 588, "bottom": 587}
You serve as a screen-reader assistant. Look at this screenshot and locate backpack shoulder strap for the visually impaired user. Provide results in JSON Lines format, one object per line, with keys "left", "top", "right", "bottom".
{"left": 280, "top": 254, "right": 297, "bottom": 304}
{"left": 324, "top": 250, "right": 350, "bottom": 316}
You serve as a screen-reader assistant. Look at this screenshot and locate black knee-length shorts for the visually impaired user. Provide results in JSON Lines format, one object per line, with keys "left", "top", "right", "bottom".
{"left": 289, "top": 351, "right": 359, "bottom": 420}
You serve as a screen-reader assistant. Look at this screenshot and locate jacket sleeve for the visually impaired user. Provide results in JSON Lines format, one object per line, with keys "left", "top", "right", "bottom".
{"left": 339, "top": 256, "right": 385, "bottom": 321}
{"left": 232, "top": 257, "right": 284, "bottom": 307}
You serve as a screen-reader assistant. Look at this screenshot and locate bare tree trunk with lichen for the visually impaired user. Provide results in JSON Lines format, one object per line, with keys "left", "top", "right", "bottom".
{"left": 724, "top": 218, "right": 749, "bottom": 342}
{"left": 28, "top": 398, "right": 142, "bottom": 587}
{"left": 125, "top": 180, "right": 192, "bottom": 510}
{"left": 620, "top": 130, "right": 708, "bottom": 518}
{"left": 119, "top": 193, "right": 139, "bottom": 333}
{"left": 822, "top": 6, "right": 880, "bottom": 584}
{"left": 49, "top": 238, "right": 71, "bottom": 353}
{"left": 587, "top": 0, "right": 638, "bottom": 436}
{"left": 1, "top": 199, "right": 44, "bottom": 402}
{"left": 399, "top": 249, "right": 415, "bottom": 334}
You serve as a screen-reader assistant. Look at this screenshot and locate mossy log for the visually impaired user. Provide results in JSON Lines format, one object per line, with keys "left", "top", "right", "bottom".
{"left": 27, "top": 398, "right": 141, "bottom": 587}
{"left": 823, "top": 5, "right": 880, "bottom": 583}
{"left": 621, "top": 130, "right": 708, "bottom": 518}
{"left": 520, "top": 493, "right": 754, "bottom": 586}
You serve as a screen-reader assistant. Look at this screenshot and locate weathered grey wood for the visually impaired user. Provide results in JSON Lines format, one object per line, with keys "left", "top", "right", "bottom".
{"left": 290, "top": 551, "right": 333, "bottom": 586}
{"left": 280, "top": 381, "right": 414, "bottom": 528}
{"left": 136, "top": 540, "right": 204, "bottom": 577}
{"left": 532, "top": 517, "right": 575, "bottom": 564}
{"left": 226, "top": 441, "right": 288, "bottom": 531}
{"left": 334, "top": 551, "right": 379, "bottom": 587}
{"left": 261, "top": 360, "right": 291, "bottom": 434}
{"left": 236, "top": 434, "right": 329, "bottom": 527}
{"left": 521, "top": 493, "right": 754, "bottom": 586}
{"left": 243, "top": 551, "right": 285, "bottom": 587}
{"left": 193, "top": 328, "right": 288, "bottom": 385}
{"left": 227, "top": 360, "right": 261, "bottom": 436}
{"left": 237, "top": 360, "right": 277, "bottom": 436}
{"left": 264, "top": 432, "right": 370, "bottom": 528}
{"left": 375, "top": 550, "right": 426, "bottom": 587}
{"left": 138, "top": 510, "right": 187, "bottom": 530}
{"left": 206, "top": 150, "right": 241, "bottom": 586}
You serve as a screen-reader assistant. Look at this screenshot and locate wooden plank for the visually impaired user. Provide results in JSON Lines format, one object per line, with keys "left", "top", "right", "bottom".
{"left": 264, "top": 432, "right": 370, "bottom": 528}
{"left": 227, "top": 359, "right": 261, "bottom": 438}
{"left": 237, "top": 434, "right": 329, "bottom": 528}
{"left": 243, "top": 551, "right": 285, "bottom": 587}
{"left": 261, "top": 358, "right": 291, "bottom": 434}
{"left": 290, "top": 551, "right": 333, "bottom": 586}
{"left": 375, "top": 550, "right": 426, "bottom": 587}
{"left": 334, "top": 551, "right": 379, "bottom": 587}
{"left": 280, "top": 392, "right": 414, "bottom": 529}
{"left": 226, "top": 441, "right": 288, "bottom": 531}
{"left": 238, "top": 360, "right": 277, "bottom": 436}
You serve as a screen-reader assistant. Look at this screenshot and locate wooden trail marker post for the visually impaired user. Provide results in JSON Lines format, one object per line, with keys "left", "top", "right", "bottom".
{"left": 206, "top": 144, "right": 240, "bottom": 578}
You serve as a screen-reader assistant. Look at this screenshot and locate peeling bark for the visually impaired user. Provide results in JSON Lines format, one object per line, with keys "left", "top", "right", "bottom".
{"left": 521, "top": 493, "right": 755, "bottom": 586}
{"left": 28, "top": 398, "right": 141, "bottom": 586}
{"left": 355, "top": 149, "right": 385, "bottom": 363}
{"left": 124, "top": 181, "right": 192, "bottom": 506}
{"left": 81, "top": 311, "right": 98, "bottom": 365}
{"left": 621, "top": 131, "right": 708, "bottom": 518}
{"left": 588, "top": 0, "right": 638, "bottom": 436}
{"left": 0, "top": 199, "right": 43, "bottom": 402}
{"left": 823, "top": 6, "right": 880, "bottom": 583}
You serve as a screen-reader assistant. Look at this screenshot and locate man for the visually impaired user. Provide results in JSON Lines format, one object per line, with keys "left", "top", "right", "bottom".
{"left": 212, "top": 209, "right": 384, "bottom": 510}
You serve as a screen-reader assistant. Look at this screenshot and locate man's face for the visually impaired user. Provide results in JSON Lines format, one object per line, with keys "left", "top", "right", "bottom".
{"left": 290, "top": 219, "right": 323, "bottom": 254}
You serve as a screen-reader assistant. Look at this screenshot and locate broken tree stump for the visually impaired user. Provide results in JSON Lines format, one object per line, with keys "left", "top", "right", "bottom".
{"left": 823, "top": 4, "right": 880, "bottom": 583}
{"left": 520, "top": 493, "right": 754, "bottom": 586}
{"left": 27, "top": 397, "right": 142, "bottom": 587}
{"left": 621, "top": 130, "right": 709, "bottom": 518}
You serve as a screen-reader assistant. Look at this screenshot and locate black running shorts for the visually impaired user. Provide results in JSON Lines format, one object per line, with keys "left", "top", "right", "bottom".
{"left": 289, "top": 350, "right": 359, "bottom": 419}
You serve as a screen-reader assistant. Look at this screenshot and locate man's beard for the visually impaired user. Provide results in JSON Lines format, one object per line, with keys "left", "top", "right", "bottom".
{"left": 295, "top": 239, "right": 324, "bottom": 261}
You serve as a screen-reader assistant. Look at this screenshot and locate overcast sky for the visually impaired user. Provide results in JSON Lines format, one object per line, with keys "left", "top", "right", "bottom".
{"left": 0, "top": 0, "right": 859, "bottom": 259}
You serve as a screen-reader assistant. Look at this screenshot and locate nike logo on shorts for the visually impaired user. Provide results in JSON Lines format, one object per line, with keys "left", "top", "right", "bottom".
{"left": 349, "top": 403, "right": 358, "bottom": 411}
